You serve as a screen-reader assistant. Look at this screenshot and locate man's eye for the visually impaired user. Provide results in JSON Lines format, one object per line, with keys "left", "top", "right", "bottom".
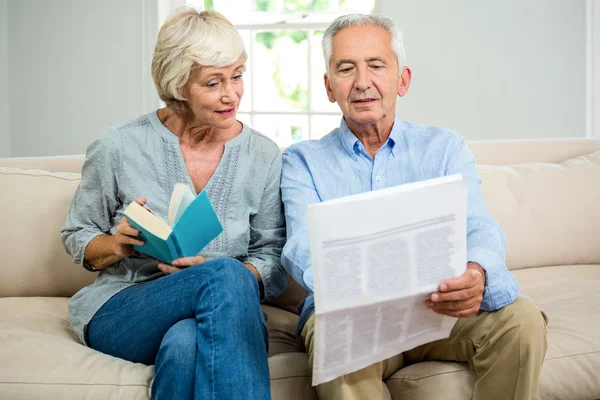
{"left": 339, "top": 67, "right": 352, "bottom": 73}
{"left": 233, "top": 74, "right": 243, "bottom": 80}
{"left": 371, "top": 65, "right": 383, "bottom": 70}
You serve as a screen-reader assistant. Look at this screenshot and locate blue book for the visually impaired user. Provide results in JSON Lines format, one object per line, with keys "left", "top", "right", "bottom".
{"left": 123, "top": 183, "right": 223, "bottom": 264}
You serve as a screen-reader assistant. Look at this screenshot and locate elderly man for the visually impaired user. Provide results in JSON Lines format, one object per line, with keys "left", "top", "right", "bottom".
{"left": 280, "top": 13, "right": 548, "bottom": 400}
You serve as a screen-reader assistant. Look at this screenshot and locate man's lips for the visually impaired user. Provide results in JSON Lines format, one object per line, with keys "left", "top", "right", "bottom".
{"left": 351, "top": 98, "right": 377, "bottom": 103}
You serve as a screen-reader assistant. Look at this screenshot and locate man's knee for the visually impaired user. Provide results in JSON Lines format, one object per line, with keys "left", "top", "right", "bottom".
{"left": 500, "top": 296, "right": 547, "bottom": 343}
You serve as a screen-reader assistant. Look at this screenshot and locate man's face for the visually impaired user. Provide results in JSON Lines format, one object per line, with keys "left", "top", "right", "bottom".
{"left": 325, "top": 25, "right": 409, "bottom": 128}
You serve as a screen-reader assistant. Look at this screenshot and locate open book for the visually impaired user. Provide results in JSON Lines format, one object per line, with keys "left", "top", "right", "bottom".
{"left": 308, "top": 174, "right": 468, "bottom": 385}
{"left": 123, "top": 183, "right": 223, "bottom": 264}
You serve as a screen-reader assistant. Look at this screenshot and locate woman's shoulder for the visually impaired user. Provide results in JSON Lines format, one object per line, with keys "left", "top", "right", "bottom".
{"left": 112, "top": 113, "right": 155, "bottom": 136}
{"left": 243, "top": 125, "right": 283, "bottom": 160}
{"left": 90, "top": 113, "right": 158, "bottom": 150}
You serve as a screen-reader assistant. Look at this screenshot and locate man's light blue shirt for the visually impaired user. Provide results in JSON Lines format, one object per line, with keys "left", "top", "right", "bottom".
{"left": 281, "top": 117, "right": 520, "bottom": 333}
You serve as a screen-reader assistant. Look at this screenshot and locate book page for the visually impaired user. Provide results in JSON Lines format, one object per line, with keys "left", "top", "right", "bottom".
{"left": 124, "top": 201, "right": 171, "bottom": 239}
{"left": 308, "top": 175, "right": 467, "bottom": 385}
{"left": 169, "top": 183, "right": 196, "bottom": 227}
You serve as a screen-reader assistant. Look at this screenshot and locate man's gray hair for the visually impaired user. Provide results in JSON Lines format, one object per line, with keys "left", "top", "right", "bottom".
{"left": 322, "top": 14, "right": 405, "bottom": 76}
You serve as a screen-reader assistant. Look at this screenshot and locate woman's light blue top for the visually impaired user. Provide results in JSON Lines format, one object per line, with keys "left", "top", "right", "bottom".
{"left": 61, "top": 111, "right": 287, "bottom": 344}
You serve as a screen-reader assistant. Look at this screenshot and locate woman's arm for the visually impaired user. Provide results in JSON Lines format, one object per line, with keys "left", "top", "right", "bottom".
{"left": 83, "top": 209, "right": 146, "bottom": 269}
{"left": 61, "top": 129, "right": 140, "bottom": 270}
{"left": 238, "top": 151, "right": 287, "bottom": 302}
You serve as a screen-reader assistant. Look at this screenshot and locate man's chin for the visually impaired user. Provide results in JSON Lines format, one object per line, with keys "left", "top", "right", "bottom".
{"left": 346, "top": 112, "right": 382, "bottom": 125}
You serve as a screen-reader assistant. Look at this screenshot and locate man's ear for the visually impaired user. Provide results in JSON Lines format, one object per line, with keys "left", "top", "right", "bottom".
{"left": 397, "top": 66, "right": 412, "bottom": 97}
{"left": 324, "top": 73, "right": 336, "bottom": 103}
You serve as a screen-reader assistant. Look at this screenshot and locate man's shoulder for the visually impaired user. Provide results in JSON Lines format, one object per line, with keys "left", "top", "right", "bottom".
{"left": 399, "top": 120, "right": 466, "bottom": 149}
{"left": 283, "top": 129, "right": 341, "bottom": 158}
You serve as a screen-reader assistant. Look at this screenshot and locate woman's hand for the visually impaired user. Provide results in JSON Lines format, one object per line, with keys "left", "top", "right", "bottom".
{"left": 158, "top": 255, "right": 206, "bottom": 275}
{"left": 110, "top": 198, "right": 146, "bottom": 258}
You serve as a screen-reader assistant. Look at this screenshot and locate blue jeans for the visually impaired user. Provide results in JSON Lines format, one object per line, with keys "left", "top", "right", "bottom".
{"left": 87, "top": 258, "right": 271, "bottom": 400}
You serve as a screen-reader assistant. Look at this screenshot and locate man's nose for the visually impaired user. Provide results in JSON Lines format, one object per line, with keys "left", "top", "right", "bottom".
{"left": 353, "top": 67, "right": 371, "bottom": 91}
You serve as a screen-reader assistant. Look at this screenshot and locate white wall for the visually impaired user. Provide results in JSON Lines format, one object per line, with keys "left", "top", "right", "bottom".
{"left": 593, "top": 0, "right": 600, "bottom": 137}
{"left": 4, "top": 1, "right": 595, "bottom": 157}
{"left": 382, "top": 0, "right": 588, "bottom": 140}
{"left": 7, "top": 0, "right": 159, "bottom": 157}
{"left": 0, "top": 0, "right": 10, "bottom": 157}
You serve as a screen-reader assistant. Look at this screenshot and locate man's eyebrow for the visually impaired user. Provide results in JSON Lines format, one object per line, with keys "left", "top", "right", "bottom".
{"left": 366, "top": 57, "right": 386, "bottom": 63}
{"left": 335, "top": 59, "right": 356, "bottom": 69}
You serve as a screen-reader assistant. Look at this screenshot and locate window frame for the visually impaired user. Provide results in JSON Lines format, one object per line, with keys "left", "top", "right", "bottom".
{"left": 167, "top": 0, "right": 380, "bottom": 142}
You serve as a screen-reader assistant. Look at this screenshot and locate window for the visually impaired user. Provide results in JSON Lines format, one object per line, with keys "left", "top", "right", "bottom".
{"left": 180, "top": 0, "right": 377, "bottom": 146}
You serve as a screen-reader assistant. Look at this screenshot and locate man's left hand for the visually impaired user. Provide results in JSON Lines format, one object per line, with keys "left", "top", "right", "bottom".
{"left": 426, "top": 262, "right": 486, "bottom": 318}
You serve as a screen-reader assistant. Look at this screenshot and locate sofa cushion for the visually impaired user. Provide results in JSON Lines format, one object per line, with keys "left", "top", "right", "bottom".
{"left": 384, "top": 264, "right": 600, "bottom": 400}
{"left": 513, "top": 264, "right": 600, "bottom": 400}
{"left": 478, "top": 151, "right": 600, "bottom": 270}
{"left": 0, "top": 297, "right": 303, "bottom": 399}
{"left": 0, "top": 168, "right": 96, "bottom": 298}
{"left": 263, "top": 304, "right": 300, "bottom": 356}
{"left": 0, "top": 297, "right": 153, "bottom": 399}
{"left": 385, "top": 361, "right": 476, "bottom": 400}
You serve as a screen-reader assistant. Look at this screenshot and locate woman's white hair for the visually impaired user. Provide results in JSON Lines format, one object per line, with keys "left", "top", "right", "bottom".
{"left": 152, "top": 7, "right": 247, "bottom": 114}
{"left": 322, "top": 14, "right": 405, "bottom": 76}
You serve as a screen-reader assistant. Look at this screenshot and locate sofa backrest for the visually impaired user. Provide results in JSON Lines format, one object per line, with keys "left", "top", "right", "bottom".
{"left": 0, "top": 155, "right": 85, "bottom": 173}
{"left": 1, "top": 137, "right": 599, "bottom": 299}
{"left": 469, "top": 138, "right": 600, "bottom": 165}
{"left": 0, "top": 167, "right": 95, "bottom": 298}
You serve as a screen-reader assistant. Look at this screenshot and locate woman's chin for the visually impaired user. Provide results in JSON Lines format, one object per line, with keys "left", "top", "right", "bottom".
{"left": 213, "top": 116, "right": 239, "bottom": 130}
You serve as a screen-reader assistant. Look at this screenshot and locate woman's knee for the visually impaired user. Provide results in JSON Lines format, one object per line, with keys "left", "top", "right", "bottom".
{"left": 157, "top": 318, "right": 197, "bottom": 366}
{"left": 206, "top": 258, "right": 260, "bottom": 299}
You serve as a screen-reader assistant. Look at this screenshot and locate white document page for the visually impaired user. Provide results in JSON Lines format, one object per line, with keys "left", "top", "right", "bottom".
{"left": 307, "top": 174, "right": 468, "bottom": 385}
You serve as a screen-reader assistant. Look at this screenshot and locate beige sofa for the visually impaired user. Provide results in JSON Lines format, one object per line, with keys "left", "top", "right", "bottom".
{"left": 1, "top": 138, "right": 599, "bottom": 400}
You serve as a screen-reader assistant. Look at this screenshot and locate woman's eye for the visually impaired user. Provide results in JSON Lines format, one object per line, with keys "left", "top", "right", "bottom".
{"left": 233, "top": 74, "right": 243, "bottom": 80}
{"left": 206, "top": 82, "right": 219, "bottom": 88}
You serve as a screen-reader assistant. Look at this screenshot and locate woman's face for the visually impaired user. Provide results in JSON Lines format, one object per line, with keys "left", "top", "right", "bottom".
{"left": 183, "top": 57, "right": 245, "bottom": 129}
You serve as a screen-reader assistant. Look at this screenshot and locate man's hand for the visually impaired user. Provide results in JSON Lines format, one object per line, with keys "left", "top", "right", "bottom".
{"left": 158, "top": 255, "right": 205, "bottom": 275}
{"left": 427, "top": 262, "right": 486, "bottom": 318}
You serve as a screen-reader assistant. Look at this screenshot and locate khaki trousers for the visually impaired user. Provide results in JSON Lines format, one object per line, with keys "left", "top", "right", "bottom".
{"left": 301, "top": 296, "right": 548, "bottom": 400}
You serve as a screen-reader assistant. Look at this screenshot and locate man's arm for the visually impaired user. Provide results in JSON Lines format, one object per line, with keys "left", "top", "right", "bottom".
{"left": 429, "top": 136, "right": 520, "bottom": 317}
{"left": 280, "top": 148, "right": 322, "bottom": 292}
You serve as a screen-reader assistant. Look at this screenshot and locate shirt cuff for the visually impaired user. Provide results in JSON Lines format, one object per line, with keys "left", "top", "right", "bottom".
{"left": 75, "top": 230, "right": 106, "bottom": 266}
{"left": 467, "top": 246, "right": 519, "bottom": 311}
{"left": 241, "top": 256, "right": 287, "bottom": 302}
{"left": 303, "top": 268, "right": 314, "bottom": 292}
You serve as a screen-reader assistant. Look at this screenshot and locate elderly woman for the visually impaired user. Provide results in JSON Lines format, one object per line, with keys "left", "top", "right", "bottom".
{"left": 60, "top": 8, "right": 285, "bottom": 400}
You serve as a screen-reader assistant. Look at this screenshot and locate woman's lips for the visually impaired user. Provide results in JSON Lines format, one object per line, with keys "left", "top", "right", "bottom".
{"left": 216, "top": 107, "right": 235, "bottom": 116}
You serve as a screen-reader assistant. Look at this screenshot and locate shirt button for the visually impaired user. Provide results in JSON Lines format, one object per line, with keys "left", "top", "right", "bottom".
{"left": 375, "top": 176, "right": 381, "bottom": 181}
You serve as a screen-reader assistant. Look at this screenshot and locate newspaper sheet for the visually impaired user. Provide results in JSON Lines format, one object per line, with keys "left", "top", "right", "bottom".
{"left": 307, "top": 174, "right": 468, "bottom": 385}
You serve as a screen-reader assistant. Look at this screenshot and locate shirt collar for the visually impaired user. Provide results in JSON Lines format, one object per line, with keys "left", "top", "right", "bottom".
{"left": 338, "top": 116, "right": 404, "bottom": 159}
